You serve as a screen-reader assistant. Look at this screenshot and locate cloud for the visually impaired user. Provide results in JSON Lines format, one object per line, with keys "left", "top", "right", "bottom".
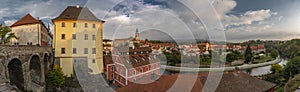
{"left": 223, "top": 9, "right": 276, "bottom": 27}
{"left": 0, "top": 0, "right": 293, "bottom": 41}
{"left": 4, "top": 20, "right": 17, "bottom": 26}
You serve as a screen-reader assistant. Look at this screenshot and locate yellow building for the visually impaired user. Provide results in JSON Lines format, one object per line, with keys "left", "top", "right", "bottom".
{"left": 52, "top": 5, "right": 105, "bottom": 76}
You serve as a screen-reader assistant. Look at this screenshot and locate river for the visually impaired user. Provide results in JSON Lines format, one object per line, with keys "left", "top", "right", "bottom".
{"left": 245, "top": 58, "right": 288, "bottom": 76}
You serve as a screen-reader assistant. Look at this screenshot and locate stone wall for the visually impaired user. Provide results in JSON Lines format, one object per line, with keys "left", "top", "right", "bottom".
{"left": 0, "top": 45, "right": 53, "bottom": 91}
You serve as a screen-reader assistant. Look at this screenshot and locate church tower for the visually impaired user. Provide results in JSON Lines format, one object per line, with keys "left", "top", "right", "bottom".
{"left": 135, "top": 28, "right": 140, "bottom": 41}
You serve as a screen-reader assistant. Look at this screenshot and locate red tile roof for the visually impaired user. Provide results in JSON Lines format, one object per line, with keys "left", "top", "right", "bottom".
{"left": 11, "top": 14, "right": 40, "bottom": 27}
{"left": 117, "top": 72, "right": 276, "bottom": 92}
{"left": 117, "top": 74, "right": 203, "bottom": 92}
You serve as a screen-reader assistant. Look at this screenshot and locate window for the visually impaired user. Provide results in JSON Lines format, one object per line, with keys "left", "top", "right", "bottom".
{"left": 84, "top": 48, "right": 88, "bottom": 54}
{"left": 84, "top": 34, "right": 88, "bottom": 40}
{"left": 61, "top": 22, "right": 65, "bottom": 27}
{"left": 72, "top": 34, "right": 76, "bottom": 40}
{"left": 61, "top": 48, "right": 65, "bottom": 54}
{"left": 140, "top": 68, "right": 143, "bottom": 73}
{"left": 92, "top": 24, "right": 96, "bottom": 28}
{"left": 112, "top": 67, "right": 114, "bottom": 71}
{"left": 111, "top": 74, "right": 114, "bottom": 79}
{"left": 120, "top": 78, "right": 123, "bottom": 82}
{"left": 73, "top": 23, "right": 77, "bottom": 28}
{"left": 73, "top": 48, "right": 77, "bottom": 54}
{"left": 92, "top": 48, "right": 96, "bottom": 54}
{"left": 84, "top": 23, "right": 88, "bottom": 28}
{"left": 133, "top": 70, "right": 136, "bottom": 75}
{"left": 61, "top": 34, "right": 65, "bottom": 39}
{"left": 133, "top": 78, "right": 136, "bottom": 82}
{"left": 92, "top": 59, "right": 95, "bottom": 63}
{"left": 92, "top": 35, "right": 96, "bottom": 40}
{"left": 146, "top": 67, "right": 149, "bottom": 71}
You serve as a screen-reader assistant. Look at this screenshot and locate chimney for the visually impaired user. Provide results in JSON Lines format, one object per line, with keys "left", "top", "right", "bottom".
{"left": 76, "top": 4, "right": 80, "bottom": 8}
{"left": 37, "top": 17, "right": 39, "bottom": 20}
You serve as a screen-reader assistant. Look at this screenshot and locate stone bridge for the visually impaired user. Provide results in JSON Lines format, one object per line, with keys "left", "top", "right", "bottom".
{"left": 0, "top": 45, "right": 53, "bottom": 91}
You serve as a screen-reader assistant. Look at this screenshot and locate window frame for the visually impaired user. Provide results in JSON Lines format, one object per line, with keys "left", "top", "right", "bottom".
{"left": 61, "top": 34, "right": 65, "bottom": 39}
{"left": 84, "top": 34, "right": 88, "bottom": 40}
{"left": 72, "top": 34, "right": 76, "bottom": 40}
{"left": 73, "top": 48, "right": 77, "bottom": 54}
{"left": 84, "top": 23, "right": 88, "bottom": 28}
{"left": 84, "top": 48, "right": 88, "bottom": 54}
{"left": 61, "top": 48, "right": 66, "bottom": 54}
{"left": 61, "top": 22, "right": 65, "bottom": 27}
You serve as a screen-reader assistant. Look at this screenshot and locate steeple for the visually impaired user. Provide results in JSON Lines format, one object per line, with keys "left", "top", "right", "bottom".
{"left": 135, "top": 28, "right": 140, "bottom": 41}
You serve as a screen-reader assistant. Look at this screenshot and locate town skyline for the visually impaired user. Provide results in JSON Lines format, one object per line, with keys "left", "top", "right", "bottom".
{"left": 0, "top": 0, "right": 299, "bottom": 42}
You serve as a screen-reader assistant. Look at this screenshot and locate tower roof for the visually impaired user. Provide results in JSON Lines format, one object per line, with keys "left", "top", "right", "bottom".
{"left": 11, "top": 14, "right": 40, "bottom": 27}
{"left": 53, "top": 6, "right": 104, "bottom": 22}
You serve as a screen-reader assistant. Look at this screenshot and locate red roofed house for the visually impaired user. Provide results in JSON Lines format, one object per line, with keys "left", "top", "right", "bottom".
{"left": 104, "top": 47, "right": 160, "bottom": 87}
{"left": 10, "top": 14, "right": 52, "bottom": 46}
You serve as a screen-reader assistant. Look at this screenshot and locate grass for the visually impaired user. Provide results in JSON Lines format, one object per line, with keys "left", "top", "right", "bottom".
{"left": 253, "top": 56, "right": 275, "bottom": 64}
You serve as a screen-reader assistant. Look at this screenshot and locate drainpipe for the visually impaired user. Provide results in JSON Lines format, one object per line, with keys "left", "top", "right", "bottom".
{"left": 37, "top": 17, "right": 40, "bottom": 46}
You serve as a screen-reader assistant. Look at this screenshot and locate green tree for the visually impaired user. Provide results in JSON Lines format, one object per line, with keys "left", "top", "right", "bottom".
{"left": 244, "top": 45, "right": 252, "bottom": 64}
{"left": 271, "top": 64, "right": 282, "bottom": 73}
{"left": 283, "top": 56, "right": 300, "bottom": 80}
{"left": 133, "top": 43, "right": 141, "bottom": 47}
{"left": 226, "top": 53, "right": 235, "bottom": 63}
{"left": 48, "top": 64, "right": 65, "bottom": 91}
{"left": 270, "top": 49, "right": 279, "bottom": 58}
{"left": 0, "top": 24, "right": 18, "bottom": 44}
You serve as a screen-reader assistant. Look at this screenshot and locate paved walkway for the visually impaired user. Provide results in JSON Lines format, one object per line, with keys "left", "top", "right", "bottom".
{"left": 162, "top": 57, "right": 282, "bottom": 72}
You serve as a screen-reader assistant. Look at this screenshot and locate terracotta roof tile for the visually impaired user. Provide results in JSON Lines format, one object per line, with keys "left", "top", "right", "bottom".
{"left": 11, "top": 14, "right": 40, "bottom": 27}
{"left": 117, "top": 72, "right": 276, "bottom": 92}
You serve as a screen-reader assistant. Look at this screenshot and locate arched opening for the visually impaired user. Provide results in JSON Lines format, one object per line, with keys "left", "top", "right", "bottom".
{"left": 29, "top": 55, "right": 41, "bottom": 85}
{"left": 8, "top": 58, "right": 24, "bottom": 90}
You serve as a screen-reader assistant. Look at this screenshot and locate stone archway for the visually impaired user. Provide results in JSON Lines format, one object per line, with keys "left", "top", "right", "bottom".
{"left": 29, "top": 55, "right": 41, "bottom": 85}
{"left": 8, "top": 58, "right": 24, "bottom": 90}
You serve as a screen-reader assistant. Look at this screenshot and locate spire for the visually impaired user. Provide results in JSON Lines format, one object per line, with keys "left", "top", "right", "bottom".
{"left": 135, "top": 28, "right": 140, "bottom": 41}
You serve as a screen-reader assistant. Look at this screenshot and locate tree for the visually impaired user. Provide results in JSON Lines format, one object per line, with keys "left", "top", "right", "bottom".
{"left": 270, "top": 49, "right": 279, "bottom": 58}
{"left": 244, "top": 45, "right": 252, "bottom": 64}
{"left": 226, "top": 53, "right": 235, "bottom": 63}
{"left": 0, "top": 24, "right": 18, "bottom": 44}
{"left": 283, "top": 56, "right": 300, "bottom": 80}
{"left": 48, "top": 64, "right": 65, "bottom": 91}
{"left": 133, "top": 43, "right": 140, "bottom": 48}
{"left": 270, "top": 64, "right": 282, "bottom": 73}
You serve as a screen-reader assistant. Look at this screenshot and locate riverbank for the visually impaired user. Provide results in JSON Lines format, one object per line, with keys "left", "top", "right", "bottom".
{"left": 162, "top": 57, "right": 282, "bottom": 72}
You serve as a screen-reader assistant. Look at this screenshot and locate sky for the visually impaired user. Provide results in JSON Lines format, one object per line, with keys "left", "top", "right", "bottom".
{"left": 0, "top": 0, "right": 299, "bottom": 42}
